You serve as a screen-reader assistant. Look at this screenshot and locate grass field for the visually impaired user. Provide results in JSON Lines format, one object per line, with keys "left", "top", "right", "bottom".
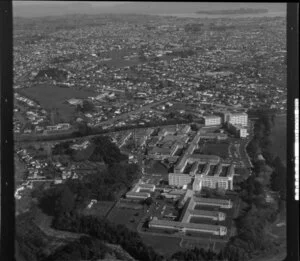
{"left": 82, "top": 201, "right": 115, "bottom": 218}
{"left": 140, "top": 234, "right": 182, "bottom": 258}
{"left": 19, "top": 84, "right": 95, "bottom": 121}
{"left": 107, "top": 205, "right": 144, "bottom": 231}
{"left": 199, "top": 142, "right": 230, "bottom": 159}
{"left": 144, "top": 159, "right": 169, "bottom": 175}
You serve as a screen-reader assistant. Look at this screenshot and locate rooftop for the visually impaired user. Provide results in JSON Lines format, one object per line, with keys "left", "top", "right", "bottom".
{"left": 150, "top": 218, "right": 224, "bottom": 232}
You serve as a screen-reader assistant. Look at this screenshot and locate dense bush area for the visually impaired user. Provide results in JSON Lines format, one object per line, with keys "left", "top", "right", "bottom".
{"left": 246, "top": 111, "right": 286, "bottom": 199}
{"left": 219, "top": 112, "right": 284, "bottom": 261}
{"left": 171, "top": 248, "right": 218, "bottom": 261}
{"left": 51, "top": 135, "right": 128, "bottom": 164}
{"left": 44, "top": 236, "right": 109, "bottom": 261}
{"left": 36, "top": 164, "right": 140, "bottom": 213}
{"left": 52, "top": 214, "right": 163, "bottom": 261}
{"left": 16, "top": 213, "right": 54, "bottom": 261}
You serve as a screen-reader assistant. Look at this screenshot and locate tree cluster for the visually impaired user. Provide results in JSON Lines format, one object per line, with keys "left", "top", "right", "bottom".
{"left": 246, "top": 113, "right": 286, "bottom": 199}
{"left": 76, "top": 100, "right": 95, "bottom": 113}
{"left": 171, "top": 247, "right": 218, "bottom": 261}
{"left": 89, "top": 136, "right": 128, "bottom": 164}
{"left": 44, "top": 236, "right": 109, "bottom": 261}
{"left": 37, "top": 162, "right": 140, "bottom": 212}
{"left": 221, "top": 174, "right": 278, "bottom": 261}
{"left": 52, "top": 214, "right": 163, "bottom": 261}
{"left": 51, "top": 136, "right": 128, "bottom": 164}
{"left": 16, "top": 212, "right": 53, "bottom": 261}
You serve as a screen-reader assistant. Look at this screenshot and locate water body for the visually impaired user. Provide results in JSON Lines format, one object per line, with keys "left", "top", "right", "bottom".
{"left": 270, "top": 114, "right": 287, "bottom": 165}
{"left": 156, "top": 11, "right": 286, "bottom": 19}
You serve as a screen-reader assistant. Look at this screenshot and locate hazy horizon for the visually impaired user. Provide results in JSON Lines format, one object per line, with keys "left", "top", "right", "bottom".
{"left": 13, "top": 1, "right": 286, "bottom": 18}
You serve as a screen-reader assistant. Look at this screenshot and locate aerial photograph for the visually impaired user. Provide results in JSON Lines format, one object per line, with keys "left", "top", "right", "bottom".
{"left": 13, "top": 2, "right": 287, "bottom": 261}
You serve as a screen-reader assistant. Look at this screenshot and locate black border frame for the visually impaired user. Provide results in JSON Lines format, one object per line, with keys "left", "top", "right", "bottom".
{"left": 0, "top": 1, "right": 15, "bottom": 261}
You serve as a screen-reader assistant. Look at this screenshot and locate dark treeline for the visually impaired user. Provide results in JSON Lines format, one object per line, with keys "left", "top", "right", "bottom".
{"left": 219, "top": 111, "right": 285, "bottom": 261}
{"left": 171, "top": 247, "right": 218, "bottom": 261}
{"left": 52, "top": 213, "right": 163, "bottom": 261}
{"left": 246, "top": 111, "right": 286, "bottom": 199}
{"left": 44, "top": 236, "right": 111, "bottom": 261}
{"left": 220, "top": 177, "right": 279, "bottom": 261}
{"left": 35, "top": 67, "right": 69, "bottom": 82}
{"left": 34, "top": 163, "right": 140, "bottom": 208}
{"left": 52, "top": 135, "right": 128, "bottom": 164}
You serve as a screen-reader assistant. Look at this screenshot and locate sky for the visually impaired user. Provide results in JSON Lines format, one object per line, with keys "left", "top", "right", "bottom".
{"left": 13, "top": 1, "right": 126, "bottom": 6}
{"left": 12, "top": 2, "right": 286, "bottom": 18}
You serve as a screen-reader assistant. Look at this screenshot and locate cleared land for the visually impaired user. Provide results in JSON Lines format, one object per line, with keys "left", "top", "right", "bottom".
{"left": 107, "top": 205, "right": 145, "bottom": 231}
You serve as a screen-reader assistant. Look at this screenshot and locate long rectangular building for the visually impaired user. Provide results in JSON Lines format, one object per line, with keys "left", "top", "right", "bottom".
{"left": 192, "top": 196, "right": 232, "bottom": 209}
{"left": 149, "top": 218, "right": 227, "bottom": 236}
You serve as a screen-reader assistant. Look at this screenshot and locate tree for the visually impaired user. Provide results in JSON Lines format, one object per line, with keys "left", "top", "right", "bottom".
{"left": 270, "top": 156, "right": 286, "bottom": 199}
{"left": 186, "top": 114, "right": 194, "bottom": 122}
{"left": 76, "top": 121, "right": 90, "bottom": 136}
{"left": 77, "top": 100, "right": 95, "bottom": 113}
{"left": 55, "top": 186, "right": 75, "bottom": 215}
{"left": 143, "top": 197, "right": 153, "bottom": 206}
{"left": 191, "top": 123, "right": 198, "bottom": 131}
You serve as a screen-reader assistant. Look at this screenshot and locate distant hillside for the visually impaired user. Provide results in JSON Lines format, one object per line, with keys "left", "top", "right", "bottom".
{"left": 196, "top": 7, "right": 269, "bottom": 15}
{"left": 13, "top": 2, "right": 286, "bottom": 17}
{"left": 109, "top": 2, "right": 285, "bottom": 14}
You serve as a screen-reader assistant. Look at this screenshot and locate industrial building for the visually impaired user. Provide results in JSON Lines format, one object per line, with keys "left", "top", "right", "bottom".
{"left": 200, "top": 132, "right": 228, "bottom": 140}
{"left": 149, "top": 218, "right": 227, "bottom": 236}
{"left": 227, "top": 123, "right": 248, "bottom": 138}
{"left": 149, "top": 194, "right": 230, "bottom": 236}
{"left": 168, "top": 129, "right": 234, "bottom": 190}
{"left": 203, "top": 115, "right": 222, "bottom": 126}
{"left": 190, "top": 196, "right": 233, "bottom": 209}
{"left": 228, "top": 112, "right": 248, "bottom": 126}
{"left": 126, "top": 182, "right": 156, "bottom": 200}
{"left": 216, "top": 111, "right": 248, "bottom": 127}
{"left": 180, "top": 195, "right": 227, "bottom": 222}
{"left": 126, "top": 191, "right": 151, "bottom": 200}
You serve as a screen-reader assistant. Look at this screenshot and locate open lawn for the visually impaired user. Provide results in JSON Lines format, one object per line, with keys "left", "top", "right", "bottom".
{"left": 144, "top": 159, "right": 169, "bottom": 175}
{"left": 19, "top": 84, "right": 95, "bottom": 121}
{"left": 107, "top": 205, "right": 144, "bottom": 231}
{"left": 82, "top": 201, "right": 115, "bottom": 218}
{"left": 140, "top": 234, "right": 182, "bottom": 258}
{"left": 199, "top": 142, "right": 230, "bottom": 159}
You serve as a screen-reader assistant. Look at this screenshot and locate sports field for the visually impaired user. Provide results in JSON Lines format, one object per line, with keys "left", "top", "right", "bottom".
{"left": 19, "top": 84, "right": 95, "bottom": 121}
{"left": 107, "top": 205, "right": 144, "bottom": 231}
{"left": 199, "top": 141, "right": 230, "bottom": 159}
